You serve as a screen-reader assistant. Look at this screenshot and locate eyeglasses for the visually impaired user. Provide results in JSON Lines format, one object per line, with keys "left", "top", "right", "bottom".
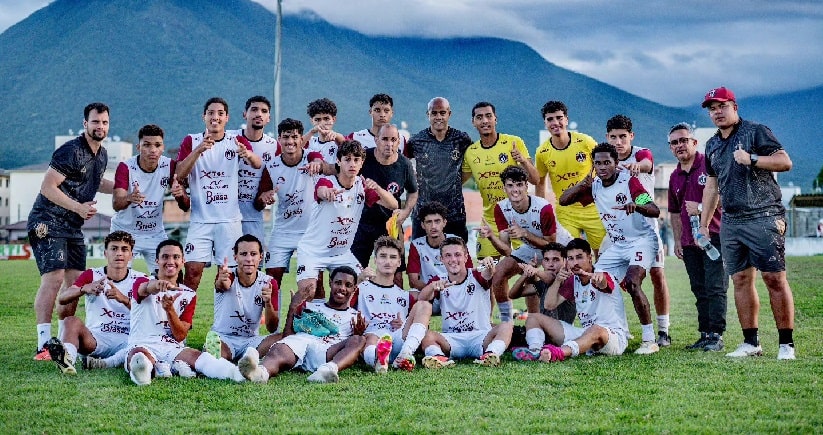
{"left": 668, "top": 137, "right": 693, "bottom": 147}
{"left": 706, "top": 102, "right": 732, "bottom": 112}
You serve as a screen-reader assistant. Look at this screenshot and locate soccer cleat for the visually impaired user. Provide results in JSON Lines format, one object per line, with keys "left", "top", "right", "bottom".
{"left": 725, "top": 343, "right": 763, "bottom": 358}
{"left": 292, "top": 313, "right": 331, "bottom": 337}
{"left": 307, "top": 363, "right": 339, "bottom": 383}
{"left": 154, "top": 362, "right": 172, "bottom": 378}
{"left": 172, "top": 360, "right": 196, "bottom": 378}
{"left": 511, "top": 347, "right": 541, "bottom": 361}
{"left": 702, "top": 333, "right": 725, "bottom": 352}
{"left": 634, "top": 341, "right": 660, "bottom": 355}
{"left": 422, "top": 355, "right": 455, "bottom": 369}
{"left": 685, "top": 332, "right": 708, "bottom": 351}
{"left": 473, "top": 352, "right": 500, "bottom": 367}
{"left": 203, "top": 330, "right": 223, "bottom": 359}
{"left": 538, "top": 344, "right": 566, "bottom": 363}
{"left": 374, "top": 335, "right": 393, "bottom": 374}
{"left": 656, "top": 331, "right": 672, "bottom": 347}
{"left": 129, "top": 353, "right": 152, "bottom": 386}
{"left": 46, "top": 337, "right": 76, "bottom": 375}
{"left": 238, "top": 347, "right": 269, "bottom": 384}
{"left": 308, "top": 311, "right": 339, "bottom": 336}
{"left": 777, "top": 344, "right": 796, "bottom": 360}
{"left": 392, "top": 352, "right": 416, "bottom": 372}
{"left": 81, "top": 355, "right": 108, "bottom": 370}
{"left": 34, "top": 347, "right": 52, "bottom": 361}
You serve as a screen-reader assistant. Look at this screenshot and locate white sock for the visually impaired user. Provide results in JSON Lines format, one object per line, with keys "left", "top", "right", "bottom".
{"left": 485, "top": 339, "right": 506, "bottom": 356}
{"left": 37, "top": 323, "right": 51, "bottom": 349}
{"left": 424, "top": 345, "right": 443, "bottom": 357}
{"left": 57, "top": 319, "right": 65, "bottom": 340}
{"left": 64, "top": 342, "right": 78, "bottom": 362}
{"left": 525, "top": 328, "right": 546, "bottom": 350}
{"left": 498, "top": 300, "right": 513, "bottom": 322}
{"left": 657, "top": 315, "right": 670, "bottom": 334}
{"left": 641, "top": 323, "right": 655, "bottom": 342}
{"left": 195, "top": 352, "right": 244, "bottom": 382}
{"left": 363, "top": 345, "right": 376, "bottom": 367}
{"left": 103, "top": 348, "right": 129, "bottom": 368}
{"left": 402, "top": 323, "right": 427, "bottom": 355}
{"left": 563, "top": 340, "right": 580, "bottom": 357}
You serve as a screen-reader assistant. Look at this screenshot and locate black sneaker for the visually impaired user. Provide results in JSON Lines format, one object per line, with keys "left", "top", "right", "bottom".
{"left": 46, "top": 337, "right": 76, "bottom": 375}
{"left": 656, "top": 331, "right": 672, "bottom": 347}
{"left": 703, "top": 333, "right": 725, "bottom": 352}
{"left": 685, "top": 332, "right": 708, "bottom": 350}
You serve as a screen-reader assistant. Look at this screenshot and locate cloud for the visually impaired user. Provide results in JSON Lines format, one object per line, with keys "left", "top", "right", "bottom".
{"left": 0, "top": 0, "right": 50, "bottom": 33}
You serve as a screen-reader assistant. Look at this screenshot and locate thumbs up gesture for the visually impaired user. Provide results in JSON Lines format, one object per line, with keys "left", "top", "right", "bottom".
{"left": 128, "top": 183, "right": 145, "bottom": 205}
{"left": 170, "top": 173, "right": 185, "bottom": 198}
{"left": 216, "top": 257, "right": 232, "bottom": 290}
{"left": 733, "top": 143, "right": 751, "bottom": 165}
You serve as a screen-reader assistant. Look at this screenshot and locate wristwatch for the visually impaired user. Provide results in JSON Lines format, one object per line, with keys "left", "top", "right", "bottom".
{"left": 697, "top": 203, "right": 703, "bottom": 214}
{"left": 750, "top": 154, "right": 759, "bottom": 167}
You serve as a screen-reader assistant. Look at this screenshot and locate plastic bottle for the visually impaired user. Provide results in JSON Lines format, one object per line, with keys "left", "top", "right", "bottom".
{"left": 690, "top": 216, "right": 720, "bottom": 260}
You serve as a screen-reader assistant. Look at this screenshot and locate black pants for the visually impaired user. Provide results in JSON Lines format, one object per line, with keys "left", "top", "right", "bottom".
{"left": 682, "top": 234, "right": 729, "bottom": 334}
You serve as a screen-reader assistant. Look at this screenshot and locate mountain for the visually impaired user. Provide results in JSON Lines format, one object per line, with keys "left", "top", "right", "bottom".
{"left": 2, "top": 0, "right": 815, "bottom": 190}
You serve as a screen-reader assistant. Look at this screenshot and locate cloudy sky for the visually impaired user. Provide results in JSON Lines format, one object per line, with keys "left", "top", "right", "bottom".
{"left": 3, "top": 0, "right": 821, "bottom": 107}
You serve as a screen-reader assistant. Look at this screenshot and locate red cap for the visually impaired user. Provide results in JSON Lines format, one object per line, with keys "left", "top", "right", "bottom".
{"left": 701, "top": 87, "right": 736, "bottom": 107}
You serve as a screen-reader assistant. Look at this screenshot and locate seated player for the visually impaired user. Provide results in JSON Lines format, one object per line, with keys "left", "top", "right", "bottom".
{"left": 559, "top": 142, "right": 661, "bottom": 354}
{"left": 45, "top": 231, "right": 146, "bottom": 374}
{"left": 516, "top": 238, "right": 629, "bottom": 362}
{"left": 237, "top": 266, "right": 367, "bottom": 384}
{"left": 125, "top": 240, "right": 244, "bottom": 385}
{"left": 417, "top": 237, "right": 513, "bottom": 368}
{"left": 203, "top": 234, "right": 281, "bottom": 362}
{"left": 509, "top": 242, "right": 577, "bottom": 325}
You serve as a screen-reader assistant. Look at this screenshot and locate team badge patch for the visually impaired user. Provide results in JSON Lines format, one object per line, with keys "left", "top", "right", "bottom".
{"left": 576, "top": 152, "right": 586, "bottom": 163}
{"left": 225, "top": 149, "right": 236, "bottom": 160}
{"left": 616, "top": 193, "right": 627, "bottom": 205}
{"left": 499, "top": 153, "right": 509, "bottom": 164}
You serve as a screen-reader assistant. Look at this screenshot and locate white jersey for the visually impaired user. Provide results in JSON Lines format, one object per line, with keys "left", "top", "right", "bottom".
{"left": 297, "top": 175, "right": 379, "bottom": 257}
{"left": 493, "top": 195, "right": 557, "bottom": 249}
{"left": 110, "top": 156, "right": 172, "bottom": 238}
{"left": 178, "top": 131, "right": 253, "bottom": 223}
{"left": 301, "top": 300, "right": 359, "bottom": 346}
{"left": 356, "top": 280, "right": 412, "bottom": 334}
{"left": 74, "top": 267, "right": 145, "bottom": 338}
{"left": 306, "top": 136, "right": 338, "bottom": 165}
{"left": 407, "top": 234, "right": 460, "bottom": 283}
{"left": 128, "top": 276, "right": 197, "bottom": 346}
{"left": 229, "top": 130, "right": 279, "bottom": 223}
{"left": 620, "top": 146, "right": 661, "bottom": 233}
{"left": 350, "top": 128, "right": 405, "bottom": 153}
{"left": 591, "top": 171, "right": 656, "bottom": 245}
{"left": 436, "top": 269, "right": 492, "bottom": 333}
{"left": 559, "top": 272, "right": 628, "bottom": 334}
{"left": 212, "top": 271, "right": 275, "bottom": 338}
{"left": 266, "top": 150, "right": 321, "bottom": 237}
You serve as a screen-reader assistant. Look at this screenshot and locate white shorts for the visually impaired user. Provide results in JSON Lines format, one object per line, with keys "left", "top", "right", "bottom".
{"left": 442, "top": 329, "right": 490, "bottom": 360}
{"left": 218, "top": 333, "right": 266, "bottom": 361}
{"left": 88, "top": 331, "right": 128, "bottom": 358}
{"left": 126, "top": 341, "right": 185, "bottom": 367}
{"left": 184, "top": 221, "right": 243, "bottom": 265}
{"left": 652, "top": 232, "right": 665, "bottom": 269}
{"left": 365, "top": 328, "right": 405, "bottom": 361}
{"left": 295, "top": 249, "right": 362, "bottom": 282}
{"left": 265, "top": 232, "right": 301, "bottom": 270}
{"left": 277, "top": 333, "right": 320, "bottom": 369}
{"left": 510, "top": 244, "right": 542, "bottom": 264}
{"left": 242, "top": 220, "right": 266, "bottom": 250}
{"left": 560, "top": 321, "right": 628, "bottom": 356}
{"left": 594, "top": 236, "right": 658, "bottom": 282}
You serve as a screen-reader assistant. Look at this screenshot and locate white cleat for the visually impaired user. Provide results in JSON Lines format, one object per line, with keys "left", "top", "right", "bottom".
{"left": 777, "top": 344, "right": 796, "bottom": 360}
{"left": 634, "top": 341, "right": 660, "bottom": 355}
{"left": 307, "top": 363, "right": 339, "bottom": 383}
{"left": 725, "top": 343, "right": 763, "bottom": 358}
{"left": 129, "top": 353, "right": 152, "bottom": 386}
{"left": 238, "top": 347, "right": 269, "bottom": 384}
{"left": 171, "top": 360, "right": 196, "bottom": 378}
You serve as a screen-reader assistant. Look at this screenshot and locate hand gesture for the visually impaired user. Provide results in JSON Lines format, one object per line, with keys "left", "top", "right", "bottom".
{"left": 261, "top": 279, "right": 273, "bottom": 303}
{"left": 150, "top": 279, "right": 180, "bottom": 294}
{"left": 590, "top": 271, "right": 607, "bottom": 288}
{"left": 198, "top": 134, "right": 215, "bottom": 153}
{"left": 317, "top": 186, "right": 342, "bottom": 202}
{"left": 521, "top": 263, "right": 537, "bottom": 278}
{"left": 555, "top": 267, "right": 572, "bottom": 282}
{"left": 84, "top": 277, "right": 107, "bottom": 296}
{"left": 619, "top": 162, "right": 642, "bottom": 177}
{"left": 260, "top": 187, "right": 278, "bottom": 206}
{"left": 216, "top": 257, "right": 232, "bottom": 288}
{"left": 303, "top": 160, "right": 323, "bottom": 176}
{"left": 363, "top": 178, "right": 379, "bottom": 191}
{"left": 358, "top": 267, "right": 376, "bottom": 283}
{"left": 351, "top": 312, "right": 368, "bottom": 336}
{"left": 431, "top": 278, "right": 453, "bottom": 293}
{"left": 507, "top": 220, "right": 526, "bottom": 239}
{"left": 235, "top": 137, "right": 250, "bottom": 160}
{"left": 170, "top": 174, "right": 185, "bottom": 198}
{"left": 478, "top": 256, "right": 497, "bottom": 274}
{"left": 390, "top": 312, "right": 403, "bottom": 331}
{"left": 161, "top": 292, "right": 181, "bottom": 311}
{"left": 612, "top": 202, "right": 637, "bottom": 215}
{"left": 289, "top": 289, "right": 305, "bottom": 310}
{"left": 129, "top": 184, "right": 145, "bottom": 205}
{"left": 318, "top": 125, "right": 337, "bottom": 142}
{"left": 511, "top": 142, "right": 526, "bottom": 165}
{"left": 733, "top": 144, "right": 751, "bottom": 166}
{"left": 76, "top": 200, "right": 98, "bottom": 220}
{"left": 477, "top": 219, "right": 493, "bottom": 239}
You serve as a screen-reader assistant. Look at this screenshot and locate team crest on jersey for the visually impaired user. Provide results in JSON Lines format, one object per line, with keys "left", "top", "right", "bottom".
{"left": 576, "top": 152, "right": 586, "bottom": 163}
{"left": 254, "top": 294, "right": 264, "bottom": 307}
{"left": 498, "top": 153, "right": 509, "bottom": 164}
{"left": 296, "top": 265, "right": 306, "bottom": 275}
{"left": 225, "top": 149, "right": 236, "bottom": 160}
{"left": 356, "top": 193, "right": 365, "bottom": 204}
{"left": 160, "top": 176, "right": 170, "bottom": 188}
{"left": 179, "top": 298, "right": 188, "bottom": 312}
{"left": 386, "top": 182, "right": 401, "bottom": 194}
{"left": 473, "top": 156, "right": 480, "bottom": 164}
{"left": 451, "top": 149, "right": 460, "bottom": 161}
{"left": 396, "top": 297, "right": 407, "bottom": 308}
{"left": 328, "top": 147, "right": 337, "bottom": 156}
{"left": 366, "top": 294, "right": 375, "bottom": 302}
{"left": 423, "top": 255, "right": 430, "bottom": 262}
{"left": 263, "top": 152, "right": 272, "bottom": 162}
{"left": 698, "top": 173, "right": 707, "bottom": 186}
{"left": 615, "top": 193, "right": 628, "bottom": 205}
{"left": 185, "top": 243, "right": 195, "bottom": 254}
{"left": 466, "top": 282, "right": 476, "bottom": 295}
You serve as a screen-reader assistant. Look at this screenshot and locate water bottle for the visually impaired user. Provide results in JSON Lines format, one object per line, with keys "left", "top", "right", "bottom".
{"left": 690, "top": 216, "right": 720, "bottom": 260}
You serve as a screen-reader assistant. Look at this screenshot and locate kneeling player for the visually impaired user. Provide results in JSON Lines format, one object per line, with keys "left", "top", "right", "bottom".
{"left": 204, "top": 234, "right": 282, "bottom": 362}
{"left": 125, "top": 240, "right": 244, "bottom": 385}
{"left": 238, "top": 266, "right": 367, "bottom": 383}
{"left": 418, "top": 237, "right": 513, "bottom": 368}
{"left": 46, "top": 231, "right": 146, "bottom": 374}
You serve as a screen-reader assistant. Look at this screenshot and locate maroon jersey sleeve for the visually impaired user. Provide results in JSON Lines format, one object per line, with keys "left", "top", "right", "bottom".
{"left": 471, "top": 269, "right": 491, "bottom": 289}
{"left": 113, "top": 162, "right": 130, "bottom": 190}
{"left": 177, "top": 135, "right": 193, "bottom": 161}
{"left": 493, "top": 204, "right": 508, "bottom": 231}
{"left": 131, "top": 276, "right": 150, "bottom": 302}
{"left": 667, "top": 173, "right": 681, "bottom": 214}
{"left": 270, "top": 280, "right": 280, "bottom": 311}
{"left": 364, "top": 183, "right": 381, "bottom": 207}
{"left": 597, "top": 272, "right": 617, "bottom": 294}
{"left": 235, "top": 135, "right": 253, "bottom": 151}
{"left": 179, "top": 295, "right": 197, "bottom": 325}
{"left": 307, "top": 151, "right": 324, "bottom": 162}
{"left": 314, "top": 178, "right": 334, "bottom": 202}
{"left": 73, "top": 269, "right": 95, "bottom": 288}
{"left": 628, "top": 176, "right": 650, "bottom": 202}
{"left": 635, "top": 148, "right": 654, "bottom": 168}
{"left": 406, "top": 244, "right": 421, "bottom": 274}
{"left": 558, "top": 275, "right": 575, "bottom": 301}
{"left": 539, "top": 204, "right": 557, "bottom": 237}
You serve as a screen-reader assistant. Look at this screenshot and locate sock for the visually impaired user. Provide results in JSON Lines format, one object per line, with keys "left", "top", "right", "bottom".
{"left": 363, "top": 345, "right": 376, "bottom": 367}
{"left": 195, "top": 352, "right": 244, "bottom": 382}
{"left": 778, "top": 329, "right": 794, "bottom": 346}
{"left": 742, "top": 328, "right": 759, "bottom": 346}
{"left": 326, "top": 361, "right": 339, "bottom": 374}
{"left": 563, "top": 340, "right": 580, "bottom": 357}
{"left": 402, "top": 323, "right": 427, "bottom": 355}
{"left": 641, "top": 324, "right": 655, "bottom": 342}
{"left": 64, "top": 342, "right": 78, "bottom": 362}
{"left": 656, "top": 314, "right": 670, "bottom": 334}
{"left": 37, "top": 323, "right": 51, "bottom": 349}
{"left": 424, "top": 345, "right": 443, "bottom": 357}
{"left": 525, "top": 328, "right": 546, "bottom": 350}
{"left": 485, "top": 339, "right": 506, "bottom": 356}
{"left": 103, "top": 348, "right": 129, "bottom": 368}
{"left": 498, "top": 300, "right": 513, "bottom": 322}
{"left": 57, "top": 319, "right": 65, "bottom": 340}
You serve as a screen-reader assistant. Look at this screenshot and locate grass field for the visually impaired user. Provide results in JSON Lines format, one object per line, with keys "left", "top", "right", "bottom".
{"left": 1, "top": 256, "right": 821, "bottom": 433}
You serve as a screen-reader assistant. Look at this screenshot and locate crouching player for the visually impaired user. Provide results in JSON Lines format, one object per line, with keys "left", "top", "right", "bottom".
{"left": 125, "top": 240, "right": 244, "bottom": 385}
{"left": 517, "top": 238, "right": 629, "bottom": 362}
{"left": 417, "top": 237, "right": 513, "bottom": 368}
{"left": 238, "top": 266, "right": 367, "bottom": 383}
{"left": 46, "top": 231, "right": 146, "bottom": 374}
{"left": 204, "top": 234, "right": 282, "bottom": 362}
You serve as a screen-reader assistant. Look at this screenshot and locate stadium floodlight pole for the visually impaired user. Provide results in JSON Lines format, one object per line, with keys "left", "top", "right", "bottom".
{"left": 273, "top": 0, "right": 283, "bottom": 124}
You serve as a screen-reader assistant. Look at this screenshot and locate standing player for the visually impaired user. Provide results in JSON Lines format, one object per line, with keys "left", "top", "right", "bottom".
{"left": 559, "top": 143, "right": 661, "bottom": 354}
{"left": 175, "top": 97, "right": 262, "bottom": 292}
{"left": 462, "top": 101, "right": 539, "bottom": 259}
{"left": 30, "top": 102, "right": 114, "bottom": 359}
{"left": 204, "top": 234, "right": 281, "bottom": 362}
{"left": 229, "top": 96, "right": 280, "bottom": 245}
{"left": 45, "top": 231, "right": 145, "bottom": 374}
{"left": 293, "top": 140, "right": 398, "bottom": 303}
{"left": 534, "top": 101, "right": 605, "bottom": 255}
{"left": 111, "top": 124, "right": 190, "bottom": 274}
{"left": 417, "top": 237, "right": 513, "bottom": 368}
{"left": 406, "top": 97, "right": 473, "bottom": 241}
{"left": 126, "top": 240, "right": 245, "bottom": 385}
{"left": 347, "top": 93, "right": 405, "bottom": 152}
{"left": 606, "top": 114, "right": 672, "bottom": 347}
{"left": 304, "top": 98, "right": 345, "bottom": 165}
{"left": 515, "top": 238, "right": 629, "bottom": 362}
{"left": 237, "top": 266, "right": 367, "bottom": 383}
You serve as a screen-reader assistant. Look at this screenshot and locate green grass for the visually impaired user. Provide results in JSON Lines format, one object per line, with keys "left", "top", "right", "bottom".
{"left": 1, "top": 257, "right": 821, "bottom": 433}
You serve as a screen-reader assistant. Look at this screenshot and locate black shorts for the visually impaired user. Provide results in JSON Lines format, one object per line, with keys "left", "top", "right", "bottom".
{"left": 30, "top": 231, "right": 86, "bottom": 275}
{"left": 719, "top": 216, "right": 786, "bottom": 275}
